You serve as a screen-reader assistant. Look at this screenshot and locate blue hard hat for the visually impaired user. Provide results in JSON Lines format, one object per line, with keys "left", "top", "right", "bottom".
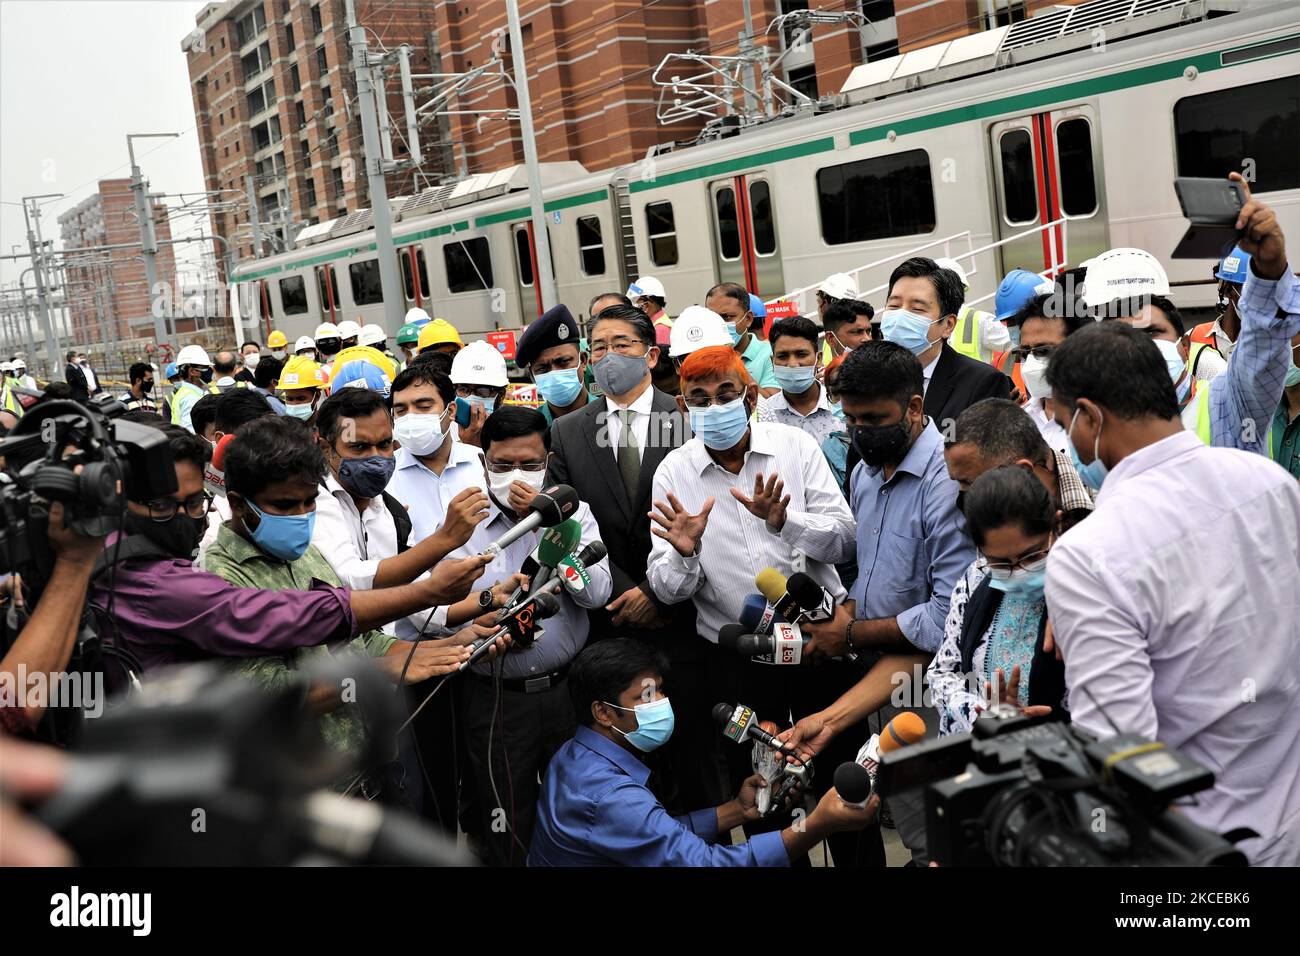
{"left": 164, "top": 362, "right": 179, "bottom": 379}
{"left": 748, "top": 293, "right": 766, "bottom": 319}
{"left": 1214, "top": 245, "right": 1250, "bottom": 285}
{"left": 995, "top": 269, "right": 1046, "bottom": 322}
{"left": 330, "top": 359, "right": 392, "bottom": 398}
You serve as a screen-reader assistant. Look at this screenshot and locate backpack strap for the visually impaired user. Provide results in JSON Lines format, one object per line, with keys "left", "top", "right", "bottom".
{"left": 382, "top": 492, "right": 412, "bottom": 555}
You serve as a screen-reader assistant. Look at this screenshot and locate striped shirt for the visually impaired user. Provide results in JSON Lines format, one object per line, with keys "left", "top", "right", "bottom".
{"left": 647, "top": 421, "right": 854, "bottom": 641}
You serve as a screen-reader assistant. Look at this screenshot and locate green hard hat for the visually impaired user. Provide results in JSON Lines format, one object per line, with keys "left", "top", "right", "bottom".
{"left": 396, "top": 322, "right": 420, "bottom": 346}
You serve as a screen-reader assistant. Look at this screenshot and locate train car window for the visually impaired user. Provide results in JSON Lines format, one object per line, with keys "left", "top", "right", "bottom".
{"left": 998, "top": 129, "right": 1038, "bottom": 225}
{"left": 714, "top": 187, "right": 741, "bottom": 260}
{"left": 749, "top": 180, "right": 776, "bottom": 255}
{"left": 1174, "top": 76, "right": 1300, "bottom": 193}
{"left": 1055, "top": 118, "right": 1097, "bottom": 217}
{"left": 515, "top": 228, "right": 534, "bottom": 287}
{"left": 279, "top": 275, "right": 309, "bottom": 315}
{"left": 348, "top": 258, "right": 384, "bottom": 305}
{"left": 399, "top": 247, "right": 430, "bottom": 300}
{"left": 445, "top": 237, "right": 494, "bottom": 294}
{"left": 645, "top": 201, "right": 678, "bottom": 266}
{"left": 816, "top": 149, "right": 936, "bottom": 244}
{"left": 577, "top": 216, "right": 605, "bottom": 276}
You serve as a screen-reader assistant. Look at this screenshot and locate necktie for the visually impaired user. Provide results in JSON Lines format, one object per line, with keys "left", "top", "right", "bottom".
{"left": 617, "top": 408, "right": 640, "bottom": 502}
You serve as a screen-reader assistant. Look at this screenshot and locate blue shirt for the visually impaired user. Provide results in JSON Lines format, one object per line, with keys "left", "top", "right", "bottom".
{"left": 528, "top": 726, "right": 789, "bottom": 867}
{"left": 848, "top": 420, "right": 974, "bottom": 654}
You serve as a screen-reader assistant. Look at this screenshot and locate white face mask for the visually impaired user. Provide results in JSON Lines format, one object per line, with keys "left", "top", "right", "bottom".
{"left": 271, "top": 350, "right": 287, "bottom": 360}
{"left": 244, "top": 353, "right": 260, "bottom": 369}
{"left": 392, "top": 407, "right": 450, "bottom": 457}
{"left": 1020, "top": 352, "right": 1052, "bottom": 402}
{"left": 487, "top": 467, "right": 546, "bottom": 506}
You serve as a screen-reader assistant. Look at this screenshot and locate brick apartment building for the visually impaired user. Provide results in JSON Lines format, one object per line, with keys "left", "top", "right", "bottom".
{"left": 183, "top": 0, "right": 1056, "bottom": 269}
{"left": 56, "top": 178, "right": 179, "bottom": 344}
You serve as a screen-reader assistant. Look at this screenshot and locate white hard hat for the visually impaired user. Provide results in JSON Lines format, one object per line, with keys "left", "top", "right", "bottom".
{"left": 933, "top": 257, "right": 970, "bottom": 292}
{"left": 175, "top": 344, "right": 212, "bottom": 367}
{"left": 1, "top": 362, "right": 12, "bottom": 373}
{"left": 404, "top": 306, "right": 430, "bottom": 324}
{"left": 314, "top": 322, "right": 341, "bottom": 341}
{"left": 336, "top": 319, "right": 361, "bottom": 340}
{"left": 358, "top": 323, "right": 387, "bottom": 348}
{"left": 817, "top": 272, "right": 859, "bottom": 301}
{"left": 1080, "top": 248, "right": 1170, "bottom": 308}
{"left": 13, "top": 360, "right": 25, "bottom": 370}
{"left": 626, "top": 276, "right": 666, "bottom": 301}
{"left": 450, "top": 339, "right": 508, "bottom": 387}
{"left": 669, "top": 305, "right": 732, "bottom": 358}
{"left": 294, "top": 335, "right": 316, "bottom": 353}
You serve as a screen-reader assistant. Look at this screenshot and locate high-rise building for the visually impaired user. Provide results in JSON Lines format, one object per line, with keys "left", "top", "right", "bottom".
{"left": 57, "top": 179, "right": 178, "bottom": 343}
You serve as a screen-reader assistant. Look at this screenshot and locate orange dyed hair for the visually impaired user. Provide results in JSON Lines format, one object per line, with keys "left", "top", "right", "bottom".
{"left": 825, "top": 351, "right": 848, "bottom": 377}
{"left": 678, "top": 345, "right": 753, "bottom": 387}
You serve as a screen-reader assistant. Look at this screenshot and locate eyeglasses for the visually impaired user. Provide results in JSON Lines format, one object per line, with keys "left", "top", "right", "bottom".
{"left": 1008, "top": 344, "right": 1056, "bottom": 363}
{"left": 456, "top": 385, "right": 500, "bottom": 399}
{"left": 532, "top": 354, "right": 582, "bottom": 375}
{"left": 683, "top": 390, "right": 744, "bottom": 410}
{"left": 589, "top": 336, "right": 645, "bottom": 360}
{"left": 981, "top": 546, "right": 1050, "bottom": 574}
{"left": 484, "top": 460, "right": 547, "bottom": 475}
{"left": 145, "top": 492, "right": 214, "bottom": 522}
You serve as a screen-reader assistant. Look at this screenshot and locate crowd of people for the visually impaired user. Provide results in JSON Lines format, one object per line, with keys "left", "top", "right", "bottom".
{"left": 1, "top": 174, "right": 1298, "bottom": 868}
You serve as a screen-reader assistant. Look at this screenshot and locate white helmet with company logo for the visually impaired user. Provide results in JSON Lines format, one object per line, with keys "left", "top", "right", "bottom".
{"left": 669, "top": 305, "right": 731, "bottom": 358}
{"left": 1080, "top": 248, "right": 1169, "bottom": 309}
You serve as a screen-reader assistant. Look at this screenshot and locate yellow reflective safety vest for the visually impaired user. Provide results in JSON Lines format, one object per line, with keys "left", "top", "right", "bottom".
{"left": 169, "top": 380, "right": 214, "bottom": 426}
{"left": 1191, "top": 380, "right": 1281, "bottom": 463}
{"left": 951, "top": 305, "right": 989, "bottom": 363}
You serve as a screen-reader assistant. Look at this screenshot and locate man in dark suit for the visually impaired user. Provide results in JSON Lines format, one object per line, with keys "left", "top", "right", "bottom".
{"left": 846, "top": 258, "right": 1012, "bottom": 495}
{"left": 64, "top": 350, "right": 89, "bottom": 404}
{"left": 547, "top": 303, "right": 722, "bottom": 809}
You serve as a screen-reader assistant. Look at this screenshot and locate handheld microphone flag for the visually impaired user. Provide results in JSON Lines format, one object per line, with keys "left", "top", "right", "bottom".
{"left": 461, "top": 591, "right": 561, "bottom": 670}
{"left": 557, "top": 541, "right": 606, "bottom": 594}
{"left": 495, "top": 518, "right": 582, "bottom": 621}
{"left": 755, "top": 568, "right": 801, "bottom": 622}
{"left": 713, "top": 702, "right": 785, "bottom": 751}
{"left": 718, "top": 623, "right": 803, "bottom": 665}
{"left": 786, "top": 571, "right": 835, "bottom": 623}
{"left": 478, "top": 484, "right": 579, "bottom": 557}
{"left": 853, "top": 712, "right": 927, "bottom": 789}
{"left": 738, "top": 593, "right": 780, "bottom": 636}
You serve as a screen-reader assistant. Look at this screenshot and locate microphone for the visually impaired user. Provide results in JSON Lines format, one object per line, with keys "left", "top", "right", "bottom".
{"left": 738, "top": 593, "right": 781, "bottom": 636}
{"left": 786, "top": 571, "right": 835, "bottom": 623}
{"left": 713, "top": 702, "right": 786, "bottom": 752}
{"left": 496, "top": 541, "right": 607, "bottom": 623}
{"left": 498, "top": 518, "right": 582, "bottom": 617}
{"left": 461, "top": 592, "right": 560, "bottom": 670}
{"left": 478, "top": 484, "right": 579, "bottom": 557}
{"left": 556, "top": 540, "right": 606, "bottom": 595}
{"left": 718, "top": 622, "right": 804, "bottom": 665}
{"left": 755, "top": 568, "right": 801, "bottom": 622}
{"left": 852, "top": 712, "right": 927, "bottom": 788}
{"left": 833, "top": 762, "right": 874, "bottom": 810}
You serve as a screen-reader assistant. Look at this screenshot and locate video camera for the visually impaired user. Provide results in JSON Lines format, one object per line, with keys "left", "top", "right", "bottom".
{"left": 32, "top": 659, "right": 470, "bottom": 866}
{"left": 0, "top": 394, "right": 175, "bottom": 584}
{"left": 874, "top": 708, "right": 1249, "bottom": 866}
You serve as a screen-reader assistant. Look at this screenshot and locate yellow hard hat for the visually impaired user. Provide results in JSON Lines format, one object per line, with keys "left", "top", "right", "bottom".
{"left": 328, "top": 345, "right": 397, "bottom": 385}
{"left": 267, "top": 330, "right": 288, "bottom": 349}
{"left": 279, "top": 355, "right": 326, "bottom": 390}
{"left": 417, "top": 318, "right": 464, "bottom": 353}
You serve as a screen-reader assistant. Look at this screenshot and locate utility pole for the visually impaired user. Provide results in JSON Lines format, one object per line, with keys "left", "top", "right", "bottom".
{"left": 505, "top": 0, "right": 557, "bottom": 313}
{"left": 345, "top": 0, "right": 405, "bottom": 332}
{"left": 128, "top": 132, "right": 178, "bottom": 349}
{"left": 22, "top": 194, "right": 63, "bottom": 379}
{"left": 246, "top": 174, "right": 265, "bottom": 258}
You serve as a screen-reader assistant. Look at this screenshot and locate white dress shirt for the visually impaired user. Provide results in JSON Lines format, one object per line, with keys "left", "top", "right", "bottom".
{"left": 312, "top": 472, "right": 403, "bottom": 591}
{"left": 387, "top": 440, "right": 486, "bottom": 544}
{"left": 922, "top": 350, "right": 941, "bottom": 394}
{"left": 420, "top": 497, "right": 612, "bottom": 677}
{"left": 1045, "top": 430, "right": 1300, "bottom": 865}
{"left": 81, "top": 363, "right": 98, "bottom": 391}
{"left": 602, "top": 386, "right": 655, "bottom": 464}
{"left": 1024, "top": 397, "right": 1069, "bottom": 454}
{"left": 647, "top": 421, "right": 854, "bottom": 642}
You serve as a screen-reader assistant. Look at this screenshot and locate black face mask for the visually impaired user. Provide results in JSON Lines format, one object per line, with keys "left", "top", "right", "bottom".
{"left": 140, "top": 380, "right": 154, "bottom": 394}
{"left": 850, "top": 421, "right": 912, "bottom": 468}
{"left": 125, "top": 511, "right": 206, "bottom": 561}
{"left": 200, "top": 368, "right": 214, "bottom": 384}
{"left": 317, "top": 339, "right": 342, "bottom": 357}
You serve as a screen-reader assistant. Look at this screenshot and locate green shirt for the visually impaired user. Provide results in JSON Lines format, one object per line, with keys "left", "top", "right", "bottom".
{"left": 740, "top": 335, "right": 780, "bottom": 390}
{"left": 202, "top": 523, "right": 396, "bottom": 757}
{"left": 1270, "top": 400, "right": 1300, "bottom": 480}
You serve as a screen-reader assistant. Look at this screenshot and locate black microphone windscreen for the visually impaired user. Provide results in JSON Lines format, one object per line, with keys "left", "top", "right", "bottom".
{"left": 833, "top": 761, "right": 873, "bottom": 805}
{"left": 717, "top": 624, "right": 745, "bottom": 653}
{"left": 786, "top": 572, "right": 826, "bottom": 610}
{"left": 712, "top": 702, "right": 735, "bottom": 729}
{"left": 532, "top": 592, "right": 561, "bottom": 619}
{"left": 533, "top": 484, "right": 579, "bottom": 525}
{"left": 577, "top": 541, "right": 607, "bottom": 564}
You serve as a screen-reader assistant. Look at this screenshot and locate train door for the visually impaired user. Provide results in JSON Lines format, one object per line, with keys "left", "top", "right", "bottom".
{"left": 399, "top": 246, "right": 430, "bottom": 312}
{"left": 314, "top": 264, "right": 340, "bottom": 324}
{"left": 512, "top": 223, "right": 542, "bottom": 321}
{"left": 708, "top": 173, "right": 785, "bottom": 299}
{"left": 989, "top": 105, "right": 1108, "bottom": 276}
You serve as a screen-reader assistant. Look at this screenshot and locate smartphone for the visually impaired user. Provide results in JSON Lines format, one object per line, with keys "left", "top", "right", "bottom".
{"left": 455, "top": 396, "right": 472, "bottom": 427}
{"left": 1174, "top": 177, "right": 1247, "bottom": 225}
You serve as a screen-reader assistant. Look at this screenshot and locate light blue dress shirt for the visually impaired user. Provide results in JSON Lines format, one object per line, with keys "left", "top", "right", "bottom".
{"left": 528, "top": 726, "right": 789, "bottom": 867}
{"left": 848, "top": 420, "right": 975, "bottom": 654}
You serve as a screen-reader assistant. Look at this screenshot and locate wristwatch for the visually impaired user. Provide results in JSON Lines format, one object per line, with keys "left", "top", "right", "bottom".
{"left": 478, "top": 588, "right": 495, "bottom": 610}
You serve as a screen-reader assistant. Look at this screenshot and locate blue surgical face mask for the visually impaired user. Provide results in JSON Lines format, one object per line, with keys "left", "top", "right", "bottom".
{"left": 725, "top": 322, "right": 742, "bottom": 347}
{"left": 242, "top": 496, "right": 316, "bottom": 562}
{"left": 881, "top": 309, "right": 943, "bottom": 355}
{"left": 830, "top": 401, "right": 845, "bottom": 421}
{"left": 284, "top": 400, "right": 316, "bottom": 421}
{"left": 987, "top": 556, "right": 1048, "bottom": 601}
{"left": 337, "top": 454, "right": 396, "bottom": 499}
{"left": 534, "top": 367, "right": 585, "bottom": 407}
{"left": 772, "top": 363, "right": 816, "bottom": 395}
{"left": 1285, "top": 355, "right": 1300, "bottom": 388}
{"left": 688, "top": 395, "right": 750, "bottom": 451}
{"left": 605, "top": 696, "right": 675, "bottom": 752}
{"left": 1066, "top": 407, "right": 1108, "bottom": 491}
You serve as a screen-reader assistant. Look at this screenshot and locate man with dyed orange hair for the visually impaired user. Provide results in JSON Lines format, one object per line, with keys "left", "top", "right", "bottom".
{"left": 647, "top": 345, "right": 871, "bottom": 864}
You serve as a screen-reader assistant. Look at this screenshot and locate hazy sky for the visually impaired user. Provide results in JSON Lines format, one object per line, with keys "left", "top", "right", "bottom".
{"left": 0, "top": 0, "right": 211, "bottom": 287}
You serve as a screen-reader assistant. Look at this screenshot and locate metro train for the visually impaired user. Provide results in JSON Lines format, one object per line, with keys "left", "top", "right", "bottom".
{"left": 229, "top": 0, "right": 1299, "bottom": 345}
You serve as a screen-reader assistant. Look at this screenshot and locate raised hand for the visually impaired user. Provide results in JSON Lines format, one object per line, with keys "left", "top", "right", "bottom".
{"left": 649, "top": 492, "right": 714, "bottom": 558}
{"left": 730, "top": 472, "right": 791, "bottom": 532}
{"left": 436, "top": 487, "right": 491, "bottom": 549}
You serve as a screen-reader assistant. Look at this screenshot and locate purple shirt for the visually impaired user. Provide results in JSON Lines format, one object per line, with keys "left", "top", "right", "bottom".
{"left": 90, "top": 554, "right": 359, "bottom": 673}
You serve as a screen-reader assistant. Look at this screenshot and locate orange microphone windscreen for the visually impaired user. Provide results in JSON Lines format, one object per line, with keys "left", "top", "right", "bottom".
{"left": 877, "top": 712, "right": 927, "bottom": 754}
